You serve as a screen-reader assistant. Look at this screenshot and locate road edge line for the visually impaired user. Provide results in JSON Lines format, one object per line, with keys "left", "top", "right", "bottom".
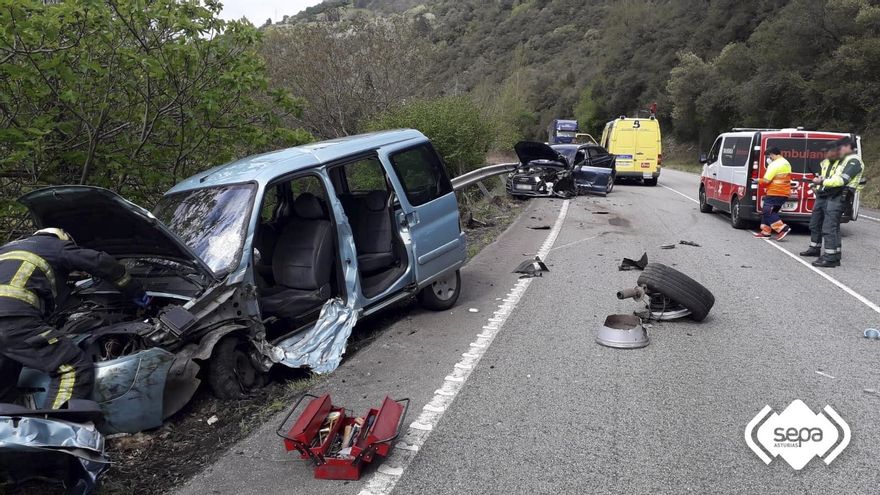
{"left": 763, "top": 240, "right": 880, "bottom": 315}
{"left": 357, "top": 199, "right": 571, "bottom": 495}
{"left": 659, "top": 182, "right": 880, "bottom": 315}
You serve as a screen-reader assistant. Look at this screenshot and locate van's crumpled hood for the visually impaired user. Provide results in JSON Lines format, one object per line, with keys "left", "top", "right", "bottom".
{"left": 19, "top": 186, "right": 213, "bottom": 277}
{"left": 514, "top": 141, "right": 569, "bottom": 168}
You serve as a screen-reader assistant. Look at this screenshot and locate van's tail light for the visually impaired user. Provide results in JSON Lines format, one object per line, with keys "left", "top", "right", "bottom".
{"left": 657, "top": 154, "right": 662, "bottom": 167}
{"left": 751, "top": 161, "right": 759, "bottom": 180}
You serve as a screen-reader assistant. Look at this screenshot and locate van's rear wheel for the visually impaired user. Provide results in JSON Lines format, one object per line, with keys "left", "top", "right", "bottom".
{"left": 699, "top": 187, "right": 713, "bottom": 213}
{"left": 208, "top": 337, "right": 266, "bottom": 399}
{"left": 730, "top": 197, "right": 748, "bottom": 229}
{"left": 418, "top": 270, "right": 461, "bottom": 311}
{"left": 637, "top": 263, "right": 715, "bottom": 322}
{"left": 644, "top": 177, "right": 658, "bottom": 186}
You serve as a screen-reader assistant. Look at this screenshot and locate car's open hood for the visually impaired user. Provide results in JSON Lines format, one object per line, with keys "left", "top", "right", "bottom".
{"left": 514, "top": 141, "right": 568, "bottom": 168}
{"left": 19, "top": 186, "right": 214, "bottom": 278}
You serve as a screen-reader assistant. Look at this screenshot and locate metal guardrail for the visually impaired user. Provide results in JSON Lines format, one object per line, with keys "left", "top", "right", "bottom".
{"left": 451, "top": 163, "right": 519, "bottom": 191}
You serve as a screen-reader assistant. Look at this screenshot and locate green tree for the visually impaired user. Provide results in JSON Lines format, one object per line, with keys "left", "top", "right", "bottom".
{"left": 364, "top": 96, "right": 494, "bottom": 176}
{"left": 0, "top": 0, "right": 310, "bottom": 238}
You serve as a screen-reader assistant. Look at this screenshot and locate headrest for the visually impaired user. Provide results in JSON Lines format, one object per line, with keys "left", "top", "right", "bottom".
{"left": 364, "top": 190, "right": 388, "bottom": 212}
{"left": 293, "top": 193, "right": 326, "bottom": 220}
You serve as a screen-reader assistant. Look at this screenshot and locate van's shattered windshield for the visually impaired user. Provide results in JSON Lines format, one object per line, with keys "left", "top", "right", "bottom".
{"left": 154, "top": 184, "right": 256, "bottom": 274}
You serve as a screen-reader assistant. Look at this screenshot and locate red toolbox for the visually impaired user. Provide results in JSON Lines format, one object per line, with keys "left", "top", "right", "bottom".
{"left": 276, "top": 394, "right": 409, "bottom": 480}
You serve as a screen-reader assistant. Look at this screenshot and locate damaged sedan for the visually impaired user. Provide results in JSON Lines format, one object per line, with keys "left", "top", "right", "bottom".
{"left": 10, "top": 129, "right": 468, "bottom": 435}
{"left": 506, "top": 141, "right": 616, "bottom": 197}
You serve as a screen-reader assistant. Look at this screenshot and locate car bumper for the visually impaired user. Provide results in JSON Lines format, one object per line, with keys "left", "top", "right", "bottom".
{"left": 616, "top": 171, "right": 660, "bottom": 179}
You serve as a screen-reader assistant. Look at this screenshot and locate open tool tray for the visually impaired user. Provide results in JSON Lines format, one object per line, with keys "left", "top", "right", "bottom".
{"left": 276, "top": 394, "right": 409, "bottom": 480}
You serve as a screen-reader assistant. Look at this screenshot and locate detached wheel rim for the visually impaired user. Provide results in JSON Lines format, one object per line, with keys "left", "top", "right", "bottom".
{"left": 432, "top": 272, "right": 459, "bottom": 301}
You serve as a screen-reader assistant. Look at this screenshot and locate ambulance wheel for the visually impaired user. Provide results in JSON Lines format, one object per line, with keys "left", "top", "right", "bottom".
{"left": 418, "top": 270, "right": 461, "bottom": 311}
{"left": 637, "top": 263, "right": 715, "bottom": 322}
{"left": 730, "top": 197, "right": 748, "bottom": 229}
{"left": 208, "top": 336, "right": 265, "bottom": 399}
{"left": 699, "top": 187, "right": 713, "bottom": 213}
{"left": 644, "top": 178, "right": 658, "bottom": 186}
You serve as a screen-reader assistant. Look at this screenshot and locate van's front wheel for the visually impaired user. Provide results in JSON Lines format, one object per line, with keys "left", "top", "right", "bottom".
{"left": 418, "top": 270, "right": 461, "bottom": 311}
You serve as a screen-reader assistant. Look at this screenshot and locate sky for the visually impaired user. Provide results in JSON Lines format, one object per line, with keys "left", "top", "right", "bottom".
{"left": 217, "top": 0, "right": 324, "bottom": 25}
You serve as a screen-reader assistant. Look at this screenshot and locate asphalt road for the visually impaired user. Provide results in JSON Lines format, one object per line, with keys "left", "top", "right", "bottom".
{"left": 176, "top": 169, "right": 880, "bottom": 495}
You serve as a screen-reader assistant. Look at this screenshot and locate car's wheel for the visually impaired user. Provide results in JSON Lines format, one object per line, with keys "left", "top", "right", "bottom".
{"left": 730, "top": 196, "right": 748, "bottom": 229}
{"left": 207, "top": 336, "right": 265, "bottom": 399}
{"left": 699, "top": 187, "right": 713, "bottom": 213}
{"left": 644, "top": 177, "right": 658, "bottom": 186}
{"left": 637, "top": 263, "right": 715, "bottom": 322}
{"left": 606, "top": 175, "right": 615, "bottom": 194}
{"left": 418, "top": 270, "right": 461, "bottom": 311}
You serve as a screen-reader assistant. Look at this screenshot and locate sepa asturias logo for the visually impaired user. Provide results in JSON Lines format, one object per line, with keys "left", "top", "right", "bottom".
{"left": 745, "top": 400, "right": 850, "bottom": 470}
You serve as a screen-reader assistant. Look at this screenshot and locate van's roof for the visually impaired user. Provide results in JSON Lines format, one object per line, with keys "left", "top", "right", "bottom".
{"left": 167, "top": 129, "right": 426, "bottom": 194}
{"left": 719, "top": 129, "right": 853, "bottom": 139}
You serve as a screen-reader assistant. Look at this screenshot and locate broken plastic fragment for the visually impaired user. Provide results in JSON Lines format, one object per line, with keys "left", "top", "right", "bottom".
{"left": 679, "top": 240, "right": 701, "bottom": 247}
{"left": 513, "top": 256, "right": 549, "bottom": 278}
{"left": 619, "top": 252, "right": 648, "bottom": 271}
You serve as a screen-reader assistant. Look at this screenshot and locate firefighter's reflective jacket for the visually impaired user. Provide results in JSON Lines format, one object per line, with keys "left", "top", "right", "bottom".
{"left": 821, "top": 154, "right": 864, "bottom": 196}
{"left": 0, "top": 234, "right": 135, "bottom": 318}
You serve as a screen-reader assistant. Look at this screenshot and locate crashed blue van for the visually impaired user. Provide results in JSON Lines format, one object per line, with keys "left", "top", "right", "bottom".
{"left": 14, "top": 130, "right": 467, "bottom": 433}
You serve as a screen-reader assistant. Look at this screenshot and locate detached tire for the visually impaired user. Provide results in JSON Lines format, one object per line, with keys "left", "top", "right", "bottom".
{"left": 208, "top": 336, "right": 265, "bottom": 399}
{"left": 637, "top": 263, "right": 715, "bottom": 321}
{"left": 418, "top": 270, "right": 461, "bottom": 311}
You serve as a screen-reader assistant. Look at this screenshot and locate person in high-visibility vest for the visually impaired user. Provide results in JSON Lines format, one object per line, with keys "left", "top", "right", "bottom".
{"left": 799, "top": 136, "right": 864, "bottom": 267}
{"left": 754, "top": 147, "right": 793, "bottom": 240}
{"left": 0, "top": 228, "right": 147, "bottom": 408}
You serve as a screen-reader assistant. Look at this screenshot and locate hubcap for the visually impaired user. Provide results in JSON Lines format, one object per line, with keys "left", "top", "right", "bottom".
{"left": 432, "top": 272, "right": 458, "bottom": 301}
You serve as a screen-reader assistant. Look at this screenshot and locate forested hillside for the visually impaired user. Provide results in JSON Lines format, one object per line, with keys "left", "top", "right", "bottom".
{"left": 288, "top": 0, "right": 880, "bottom": 148}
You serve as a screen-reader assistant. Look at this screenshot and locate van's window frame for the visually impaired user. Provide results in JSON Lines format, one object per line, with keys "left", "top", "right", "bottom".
{"left": 707, "top": 137, "right": 723, "bottom": 163}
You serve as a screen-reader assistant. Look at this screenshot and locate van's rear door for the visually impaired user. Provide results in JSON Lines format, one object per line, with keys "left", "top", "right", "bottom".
{"left": 634, "top": 124, "right": 659, "bottom": 177}
{"left": 760, "top": 132, "right": 843, "bottom": 217}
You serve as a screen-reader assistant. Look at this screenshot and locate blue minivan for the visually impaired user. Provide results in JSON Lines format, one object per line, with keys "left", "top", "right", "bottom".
{"left": 16, "top": 130, "right": 467, "bottom": 433}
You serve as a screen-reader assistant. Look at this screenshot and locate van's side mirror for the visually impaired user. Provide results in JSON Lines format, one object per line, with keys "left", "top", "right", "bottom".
{"left": 698, "top": 153, "right": 708, "bottom": 164}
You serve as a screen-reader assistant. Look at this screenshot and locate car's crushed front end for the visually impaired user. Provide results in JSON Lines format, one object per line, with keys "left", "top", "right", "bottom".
{"left": 506, "top": 141, "right": 575, "bottom": 198}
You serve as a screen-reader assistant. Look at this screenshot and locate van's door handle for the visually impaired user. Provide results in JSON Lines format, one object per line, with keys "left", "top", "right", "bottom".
{"left": 712, "top": 173, "right": 717, "bottom": 176}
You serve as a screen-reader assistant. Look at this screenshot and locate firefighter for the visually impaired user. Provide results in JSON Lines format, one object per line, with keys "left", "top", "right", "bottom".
{"left": 0, "top": 228, "right": 147, "bottom": 408}
{"left": 799, "top": 137, "right": 864, "bottom": 267}
{"left": 754, "top": 147, "right": 793, "bottom": 240}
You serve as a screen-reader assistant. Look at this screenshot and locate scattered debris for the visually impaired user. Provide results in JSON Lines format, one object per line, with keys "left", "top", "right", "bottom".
{"left": 206, "top": 415, "right": 219, "bottom": 426}
{"left": 513, "top": 256, "right": 550, "bottom": 278}
{"left": 741, "top": 265, "right": 753, "bottom": 269}
{"left": 815, "top": 370, "right": 836, "bottom": 379}
{"left": 864, "top": 328, "right": 880, "bottom": 339}
{"left": 679, "top": 240, "right": 701, "bottom": 247}
{"left": 528, "top": 225, "right": 552, "bottom": 230}
{"left": 468, "top": 308, "right": 480, "bottom": 313}
{"left": 864, "top": 389, "right": 877, "bottom": 395}
{"left": 660, "top": 244, "right": 676, "bottom": 250}
{"left": 277, "top": 394, "right": 408, "bottom": 481}
{"left": 592, "top": 211, "right": 610, "bottom": 215}
{"left": 466, "top": 212, "right": 491, "bottom": 229}
{"left": 619, "top": 252, "right": 649, "bottom": 271}
{"left": 596, "top": 314, "right": 649, "bottom": 349}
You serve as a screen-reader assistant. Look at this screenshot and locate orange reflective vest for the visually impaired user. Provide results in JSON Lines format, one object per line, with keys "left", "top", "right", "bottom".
{"left": 764, "top": 157, "right": 792, "bottom": 197}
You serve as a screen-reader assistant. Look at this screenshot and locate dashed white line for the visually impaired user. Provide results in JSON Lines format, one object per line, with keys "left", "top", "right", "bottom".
{"left": 357, "top": 200, "right": 571, "bottom": 495}
{"left": 861, "top": 214, "right": 880, "bottom": 222}
{"left": 657, "top": 183, "right": 880, "bottom": 316}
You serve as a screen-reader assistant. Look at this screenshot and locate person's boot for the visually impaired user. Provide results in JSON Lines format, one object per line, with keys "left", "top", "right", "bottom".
{"left": 812, "top": 256, "right": 840, "bottom": 268}
{"left": 800, "top": 246, "right": 821, "bottom": 257}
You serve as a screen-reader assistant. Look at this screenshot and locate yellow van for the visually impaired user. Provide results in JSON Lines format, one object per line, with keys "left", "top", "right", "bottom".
{"left": 600, "top": 116, "right": 662, "bottom": 186}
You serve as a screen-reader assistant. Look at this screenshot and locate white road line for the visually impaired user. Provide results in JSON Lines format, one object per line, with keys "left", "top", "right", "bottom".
{"left": 660, "top": 184, "right": 699, "bottom": 204}
{"left": 861, "top": 214, "right": 880, "bottom": 222}
{"left": 658, "top": 182, "right": 880, "bottom": 315}
{"left": 763, "top": 240, "right": 880, "bottom": 315}
{"left": 357, "top": 200, "right": 571, "bottom": 495}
